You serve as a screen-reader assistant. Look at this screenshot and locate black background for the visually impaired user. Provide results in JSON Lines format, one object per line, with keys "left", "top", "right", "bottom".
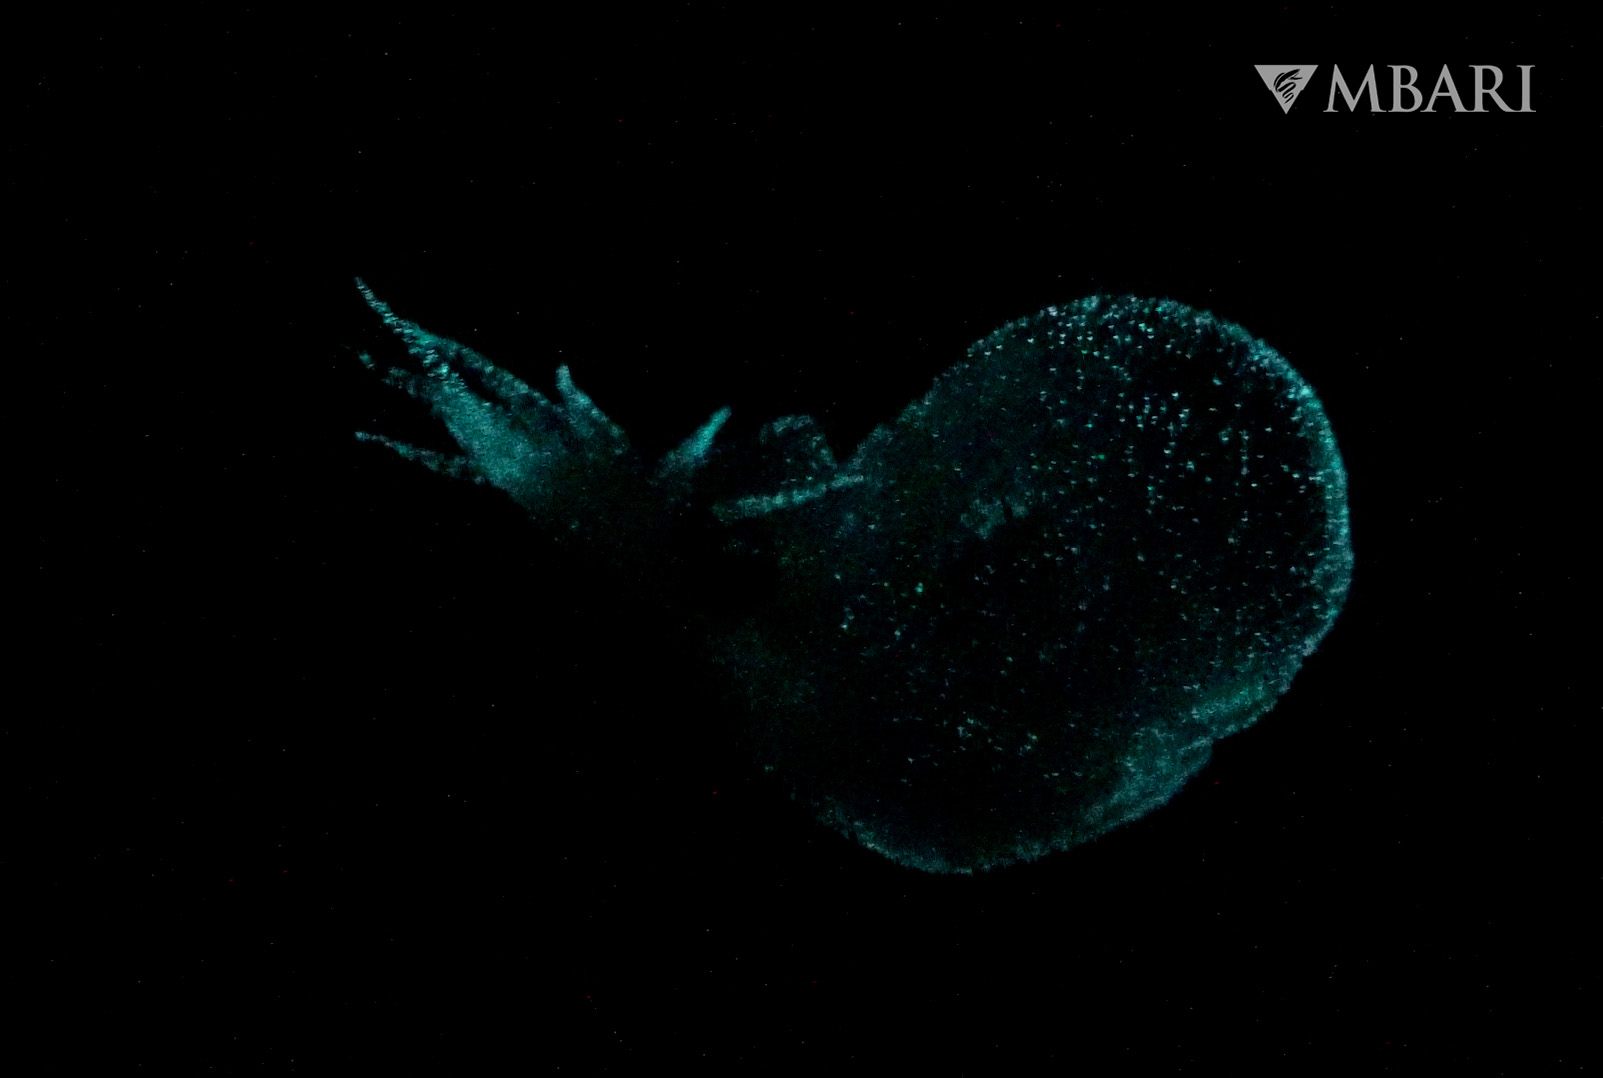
{"left": 11, "top": 8, "right": 1594, "bottom": 1074}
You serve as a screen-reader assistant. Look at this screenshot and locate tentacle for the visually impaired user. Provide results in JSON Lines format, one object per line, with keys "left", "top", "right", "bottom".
{"left": 354, "top": 280, "right": 639, "bottom": 524}
{"left": 354, "top": 431, "right": 484, "bottom": 482}
{"left": 356, "top": 277, "right": 556, "bottom": 419}
{"left": 710, "top": 472, "right": 867, "bottom": 522}
{"left": 657, "top": 406, "right": 733, "bottom": 481}
{"left": 555, "top": 364, "right": 628, "bottom": 452}
{"left": 356, "top": 349, "right": 427, "bottom": 399}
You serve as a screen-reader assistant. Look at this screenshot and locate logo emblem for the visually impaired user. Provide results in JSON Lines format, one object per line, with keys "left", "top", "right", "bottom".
{"left": 1255, "top": 65, "right": 1319, "bottom": 112}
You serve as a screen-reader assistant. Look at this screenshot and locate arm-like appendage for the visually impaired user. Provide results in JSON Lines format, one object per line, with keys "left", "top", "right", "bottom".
{"left": 355, "top": 280, "right": 733, "bottom": 549}
{"left": 355, "top": 278, "right": 633, "bottom": 511}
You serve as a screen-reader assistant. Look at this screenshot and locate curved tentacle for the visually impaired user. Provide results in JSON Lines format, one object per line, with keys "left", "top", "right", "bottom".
{"left": 353, "top": 430, "right": 484, "bottom": 483}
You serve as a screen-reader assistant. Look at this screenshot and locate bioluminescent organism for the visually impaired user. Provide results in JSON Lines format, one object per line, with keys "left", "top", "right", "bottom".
{"left": 354, "top": 281, "right": 1352, "bottom": 873}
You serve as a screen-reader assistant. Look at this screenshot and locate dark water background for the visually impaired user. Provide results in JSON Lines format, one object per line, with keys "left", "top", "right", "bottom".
{"left": 11, "top": 8, "right": 1592, "bottom": 1072}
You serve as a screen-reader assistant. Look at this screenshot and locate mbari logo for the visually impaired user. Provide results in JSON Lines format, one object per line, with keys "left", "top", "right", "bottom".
{"left": 1254, "top": 64, "right": 1534, "bottom": 113}
{"left": 1256, "top": 65, "right": 1318, "bottom": 113}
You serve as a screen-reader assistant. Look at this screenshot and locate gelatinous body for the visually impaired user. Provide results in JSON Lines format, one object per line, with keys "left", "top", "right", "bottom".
{"left": 357, "top": 285, "right": 1352, "bottom": 873}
